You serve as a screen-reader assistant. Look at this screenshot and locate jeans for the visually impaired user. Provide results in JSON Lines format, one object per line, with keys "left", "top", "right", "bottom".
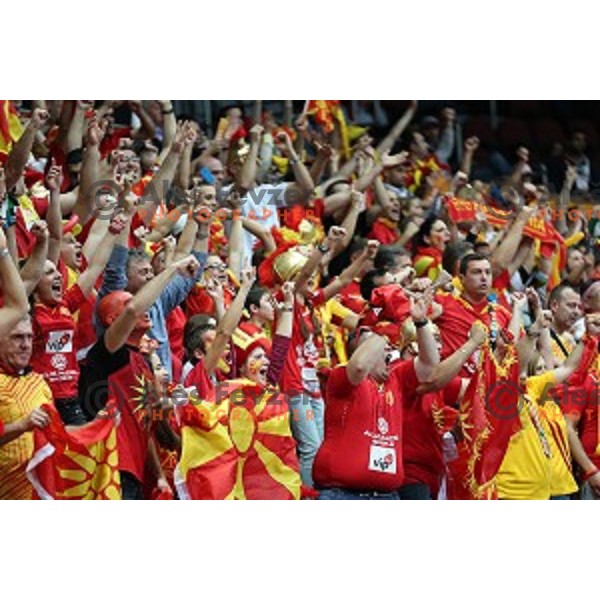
{"left": 398, "top": 483, "right": 433, "bottom": 500}
{"left": 318, "top": 487, "right": 400, "bottom": 500}
{"left": 579, "top": 482, "right": 600, "bottom": 500}
{"left": 56, "top": 397, "right": 87, "bottom": 426}
{"left": 120, "top": 471, "right": 144, "bottom": 500}
{"left": 288, "top": 392, "right": 324, "bottom": 487}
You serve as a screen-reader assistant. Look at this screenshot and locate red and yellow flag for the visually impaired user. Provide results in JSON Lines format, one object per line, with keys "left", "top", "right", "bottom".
{"left": 0, "top": 100, "right": 23, "bottom": 156}
{"left": 27, "top": 404, "right": 121, "bottom": 500}
{"left": 175, "top": 379, "right": 301, "bottom": 500}
{"left": 458, "top": 342, "right": 522, "bottom": 499}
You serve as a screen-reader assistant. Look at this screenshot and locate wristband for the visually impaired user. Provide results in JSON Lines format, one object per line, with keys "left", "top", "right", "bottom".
{"left": 318, "top": 243, "right": 330, "bottom": 254}
{"left": 289, "top": 156, "right": 299, "bottom": 165}
{"left": 582, "top": 467, "right": 599, "bottom": 482}
{"left": 281, "top": 306, "right": 293, "bottom": 312}
{"left": 162, "top": 108, "right": 174, "bottom": 115}
{"left": 414, "top": 319, "right": 429, "bottom": 329}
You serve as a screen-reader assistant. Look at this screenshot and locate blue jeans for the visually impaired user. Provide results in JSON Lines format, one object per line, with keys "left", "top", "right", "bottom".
{"left": 288, "top": 392, "right": 324, "bottom": 487}
{"left": 318, "top": 488, "right": 400, "bottom": 500}
{"left": 398, "top": 483, "right": 433, "bottom": 500}
{"left": 579, "top": 483, "right": 600, "bottom": 500}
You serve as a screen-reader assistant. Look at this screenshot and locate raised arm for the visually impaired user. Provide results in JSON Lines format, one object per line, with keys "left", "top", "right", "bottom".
{"left": 490, "top": 204, "right": 535, "bottom": 277}
{"left": 346, "top": 333, "right": 387, "bottom": 386}
{"left": 20, "top": 222, "right": 50, "bottom": 295}
{"left": 67, "top": 101, "right": 90, "bottom": 154}
{"left": 295, "top": 226, "right": 346, "bottom": 296}
{"left": 204, "top": 267, "right": 255, "bottom": 374}
{"left": 320, "top": 238, "right": 379, "bottom": 302}
{"left": 276, "top": 132, "right": 314, "bottom": 202}
{"left": 105, "top": 255, "right": 200, "bottom": 353}
{"left": 77, "top": 212, "right": 130, "bottom": 297}
{"left": 0, "top": 228, "right": 29, "bottom": 338}
{"left": 376, "top": 101, "right": 417, "bottom": 155}
{"left": 411, "top": 288, "right": 441, "bottom": 382}
{"left": 158, "top": 101, "right": 177, "bottom": 159}
{"left": 73, "top": 116, "right": 105, "bottom": 224}
{"left": 460, "top": 136, "right": 480, "bottom": 178}
{"left": 419, "top": 322, "right": 487, "bottom": 392}
{"left": 137, "top": 122, "right": 194, "bottom": 226}
{"left": 239, "top": 216, "right": 276, "bottom": 254}
{"left": 5, "top": 108, "right": 50, "bottom": 191}
{"left": 45, "top": 162, "right": 64, "bottom": 265}
{"left": 236, "top": 124, "right": 263, "bottom": 193}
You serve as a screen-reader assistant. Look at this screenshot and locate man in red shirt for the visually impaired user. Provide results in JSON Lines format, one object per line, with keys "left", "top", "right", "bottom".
{"left": 564, "top": 314, "right": 600, "bottom": 499}
{"left": 313, "top": 290, "right": 439, "bottom": 499}
{"left": 80, "top": 255, "right": 200, "bottom": 499}
{"left": 434, "top": 252, "right": 512, "bottom": 376}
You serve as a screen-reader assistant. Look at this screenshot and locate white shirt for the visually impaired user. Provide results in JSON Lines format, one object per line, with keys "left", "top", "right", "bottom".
{"left": 221, "top": 182, "right": 291, "bottom": 260}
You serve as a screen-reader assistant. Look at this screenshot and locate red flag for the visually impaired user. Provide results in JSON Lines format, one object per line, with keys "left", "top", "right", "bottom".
{"left": 459, "top": 344, "right": 522, "bottom": 499}
{"left": 27, "top": 404, "right": 121, "bottom": 500}
{"left": 175, "top": 379, "right": 301, "bottom": 499}
{"left": 445, "top": 197, "right": 477, "bottom": 222}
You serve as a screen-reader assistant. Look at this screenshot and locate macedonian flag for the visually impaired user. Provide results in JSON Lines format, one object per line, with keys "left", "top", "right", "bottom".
{"left": 27, "top": 404, "right": 121, "bottom": 500}
{"left": 175, "top": 379, "right": 301, "bottom": 500}
{"left": 458, "top": 342, "right": 522, "bottom": 499}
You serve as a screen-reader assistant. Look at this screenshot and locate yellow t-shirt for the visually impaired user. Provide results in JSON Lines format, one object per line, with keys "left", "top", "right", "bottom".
{"left": 0, "top": 372, "right": 52, "bottom": 500}
{"left": 532, "top": 373, "right": 578, "bottom": 497}
{"left": 549, "top": 331, "right": 574, "bottom": 366}
{"left": 496, "top": 372, "right": 554, "bottom": 499}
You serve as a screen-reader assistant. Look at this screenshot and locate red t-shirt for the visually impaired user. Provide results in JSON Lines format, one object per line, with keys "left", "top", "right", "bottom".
{"left": 184, "top": 359, "right": 215, "bottom": 400}
{"left": 367, "top": 217, "right": 400, "bottom": 245}
{"left": 31, "top": 284, "right": 88, "bottom": 399}
{"left": 185, "top": 284, "right": 234, "bottom": 318}
{"left": 338, "top": 279, "right": 367, "bottom": 315}
{"left": 402, "top": 377, "right": 462, "bottom": 495}
{"left": 313, "top": 360, "right": 417, "bottom": 492}
{"left": 561, "top": 373, "right": 600, "bottom": 469}
{"left": 279, "top": 289, "right": 326, "bottom": 398}
{"left": 435, "top": 292, "right": 512, "bottom": 376}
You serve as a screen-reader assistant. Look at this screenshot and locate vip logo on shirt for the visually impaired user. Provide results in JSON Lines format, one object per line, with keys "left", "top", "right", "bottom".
{"left": 51, "top": 353, "right": 68, "bottom": 371}
{"left": 368, "top": 444, "right": 397, "bottom": 474}
{"left": 46, "top": 330, "right": 73, "bottom": 353}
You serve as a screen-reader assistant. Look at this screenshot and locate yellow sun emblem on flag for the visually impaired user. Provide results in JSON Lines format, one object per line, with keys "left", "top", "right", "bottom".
{"left": 57, "top": 428, "right": 121, "bottom": 500}
{"left": 177, "top": 380, "right": 301, "bottom": 500}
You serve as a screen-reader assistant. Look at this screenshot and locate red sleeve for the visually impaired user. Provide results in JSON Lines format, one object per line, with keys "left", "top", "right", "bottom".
{"left": 184, "top": 360, "right": 213, "bottom": 399}
{"left": 442, "top": 377, "right": 463, "bottom": 407}
{"left": 63, "top": 283, "right": 88, "bottom": 313}
{"left": 388, "top": 359, "right": 419, "bottom": 398}
{"left": 326, "top": 366, "right": 355, "bottom": 398}
{"left": 0, "top": 420, "right": 4, "bottom": 437}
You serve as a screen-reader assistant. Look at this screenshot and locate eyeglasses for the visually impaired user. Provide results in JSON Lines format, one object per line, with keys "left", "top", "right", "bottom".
{"left": 205, "top": 264, "right": 226, "bottom": 272}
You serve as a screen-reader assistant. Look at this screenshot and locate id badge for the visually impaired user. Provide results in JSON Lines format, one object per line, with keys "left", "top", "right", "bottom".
{"left": 368, "top": 444, "right": 397, "bottom": 474}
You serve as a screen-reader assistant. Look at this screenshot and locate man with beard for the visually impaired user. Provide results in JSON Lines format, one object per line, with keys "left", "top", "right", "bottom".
{"left": 548, "top": 284, "right": 582, "bottom": 365}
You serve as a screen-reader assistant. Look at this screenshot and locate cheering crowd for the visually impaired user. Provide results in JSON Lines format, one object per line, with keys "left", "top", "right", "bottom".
{"left": 2, "top": 99, "right": 600, "bottom": 500}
